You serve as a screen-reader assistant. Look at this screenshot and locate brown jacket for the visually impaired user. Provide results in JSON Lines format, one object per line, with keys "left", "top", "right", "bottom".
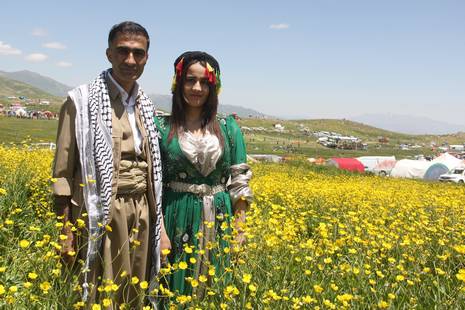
{"left": 52, "top": 75, "right": 157, "bottom": 223}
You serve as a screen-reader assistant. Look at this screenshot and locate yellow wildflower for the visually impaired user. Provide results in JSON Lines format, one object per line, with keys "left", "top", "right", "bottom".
{"left": 140, "top": 281, "right": 148, "bottom": 290}
{"left": 19, "top": 239, "right": 30, "bottom": 248}
{"left": 313, "top": 284, "right": 324, "bottom": 293}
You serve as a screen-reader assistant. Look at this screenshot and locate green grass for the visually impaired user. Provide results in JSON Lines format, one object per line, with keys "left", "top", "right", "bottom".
{"left": 0, "top": 116, "right": 58, "bottom": 145}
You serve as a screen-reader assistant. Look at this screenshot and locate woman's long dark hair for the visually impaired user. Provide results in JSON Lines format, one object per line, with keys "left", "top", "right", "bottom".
{"left": 168, "top": 59, "right": 224, "bottom": 148}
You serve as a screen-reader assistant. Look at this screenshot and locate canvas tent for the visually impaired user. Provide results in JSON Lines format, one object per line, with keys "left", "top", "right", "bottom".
{"left": 327, "top": 158, "right": 365, "bottom": 173}
{"left": 373, "top": 159, "right": 397, "bottom": 175}
{"left": 423, "top": 163, "right": 449, "bottom": 181}
{"left": 423, "top": 153, "right": 464, "bottom": 181}
{"left": 14, "top": 108, "right": 27, "bottom": 117}
{"left": 432, "top": 153, "right": 463, "bottom": 169}
{"left": 249, "top": 154, "right": 283, "bottom": 163}
{"left": 357, "top": 156, "right": 396, "bottom": 172}
{"left": 390, "top": 159, "right": 432, "bottom": 179}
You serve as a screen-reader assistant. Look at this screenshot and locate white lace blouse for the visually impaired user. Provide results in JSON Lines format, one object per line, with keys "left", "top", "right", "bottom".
{"left": 177, "top": 129, "right": 223, "bottom": 177}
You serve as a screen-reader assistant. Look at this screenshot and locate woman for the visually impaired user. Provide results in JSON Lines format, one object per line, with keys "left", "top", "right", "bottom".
{"left": 154, "top": 51, "right": 253, "bottom": 298}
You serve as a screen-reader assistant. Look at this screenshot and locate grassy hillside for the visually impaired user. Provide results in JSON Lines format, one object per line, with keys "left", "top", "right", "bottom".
{"left": 242, "top": 118, "right": 415, "bottom": 141}
{"left": 239, "top": 118, "right": 464, "bottom": 158}
{"left": 1, "top": 115, "right": 463, "bottom": 159}
{"left": 0, "top": 76, "right": 64, "bottom": 113}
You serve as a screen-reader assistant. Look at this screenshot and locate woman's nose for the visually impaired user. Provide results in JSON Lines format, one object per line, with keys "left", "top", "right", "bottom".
{"left": 192, "top": 80, "right": 202, "bottom": 91}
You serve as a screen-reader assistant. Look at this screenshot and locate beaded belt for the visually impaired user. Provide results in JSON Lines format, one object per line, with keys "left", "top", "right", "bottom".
{"left": 167, "top": 181, "right": 225, "bottom": 197}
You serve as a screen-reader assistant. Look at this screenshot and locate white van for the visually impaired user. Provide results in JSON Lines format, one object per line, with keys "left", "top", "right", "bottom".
{"left": 439, "top": 167, "right": 465, "bottom": 183}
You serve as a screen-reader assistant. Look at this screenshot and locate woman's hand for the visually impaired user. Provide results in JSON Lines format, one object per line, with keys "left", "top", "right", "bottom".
{"left": 233, "top": 199, "right": 248, "bottom": 248}
{"left": 160, "top": 221, "right": 171, "bottom": 265}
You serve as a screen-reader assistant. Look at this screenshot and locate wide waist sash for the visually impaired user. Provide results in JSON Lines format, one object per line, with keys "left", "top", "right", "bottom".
{"left": 117, "top": 160, "right": 148, "bottom": 195}
{"left": 167, "top": 181, "right": 225, "bottom": 197}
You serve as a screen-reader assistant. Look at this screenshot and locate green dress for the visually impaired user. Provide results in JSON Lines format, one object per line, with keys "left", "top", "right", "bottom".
{"left": 153, "top": 115, "right": 248, "bottom": 297}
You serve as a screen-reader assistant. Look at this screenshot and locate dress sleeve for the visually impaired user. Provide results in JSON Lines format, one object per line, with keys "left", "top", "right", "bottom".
{"left": 52, "top": 97, "right": 77, "bottom": 197}
{"left": 225, "top": 116, "right": 253, "bottom": 206}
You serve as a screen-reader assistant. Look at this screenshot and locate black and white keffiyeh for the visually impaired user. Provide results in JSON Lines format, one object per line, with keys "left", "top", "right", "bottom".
{"left": 69, "top": 70, "right": 163, "bottom": 303}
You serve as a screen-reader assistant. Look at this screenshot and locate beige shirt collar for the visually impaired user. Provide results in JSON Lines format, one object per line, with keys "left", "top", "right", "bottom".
{"left": 108, "top": 71, "right": 139, "bottom": 108}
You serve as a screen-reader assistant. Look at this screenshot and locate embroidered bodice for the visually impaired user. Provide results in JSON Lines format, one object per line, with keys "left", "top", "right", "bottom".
{"left": 178, "top": 129, "right": 223, "bottom": 177}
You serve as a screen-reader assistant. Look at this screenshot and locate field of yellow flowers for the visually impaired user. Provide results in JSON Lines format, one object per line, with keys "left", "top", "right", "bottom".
{"left": 1, "top": 146, "right": 465, "bottom": 309}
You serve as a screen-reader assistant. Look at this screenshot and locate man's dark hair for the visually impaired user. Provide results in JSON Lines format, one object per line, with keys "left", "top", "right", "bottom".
{"left": 108, "top": 21, "right": 150, "bottom": 50}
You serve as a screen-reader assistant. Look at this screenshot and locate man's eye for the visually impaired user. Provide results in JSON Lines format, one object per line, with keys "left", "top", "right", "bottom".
{"left": 133, "top": 50, "right": 146, "bottom": 58}
{"left": 116, "top": 47, "right": 130, "bottom": 56}
{"left": 115, "top": 47, "right": 146, "bottom": 58}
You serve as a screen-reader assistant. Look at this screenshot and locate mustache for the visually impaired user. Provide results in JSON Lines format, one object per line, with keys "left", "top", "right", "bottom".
{"left": 119, "top": 65, "right": 137, "bottom": 70}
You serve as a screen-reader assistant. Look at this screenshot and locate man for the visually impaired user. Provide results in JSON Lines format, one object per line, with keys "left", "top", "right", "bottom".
{"left": 52, "top": 21, "right": 170, "bottom": 306}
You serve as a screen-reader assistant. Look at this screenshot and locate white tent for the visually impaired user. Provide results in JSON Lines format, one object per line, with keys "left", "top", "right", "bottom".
{"left": 14, "top": 108, "right": 27, "bottom": 117}
{"left": 356, "top": 156, "right": 396, "bottom": 172}
{"left": 249, "top": 154, "right": 283, "bottom": 163}
{"left": 432, "top": 153, "right": 463, "bottom": 170}
{"left": 390, "top": 159, "right": 432, "bottom": 179}
{"left": 373, "top": 159, "right": 397, "bottom": 175}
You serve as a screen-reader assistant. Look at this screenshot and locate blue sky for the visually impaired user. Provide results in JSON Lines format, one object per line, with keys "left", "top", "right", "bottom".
{"left": 1, "top": 0, "right": 464, "bottom": 124}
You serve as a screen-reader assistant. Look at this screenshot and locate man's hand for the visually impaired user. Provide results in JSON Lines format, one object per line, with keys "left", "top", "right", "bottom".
{"left": 55, "top": 200, "right": 75, "bottom": 265}
{"left": 59, "top": 225, "right": 76, "bottom": 265}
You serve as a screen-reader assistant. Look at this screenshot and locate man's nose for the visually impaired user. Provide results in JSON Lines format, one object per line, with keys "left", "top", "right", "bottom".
{"left": 125, "top": 52, "right": 137, "bottom": 65}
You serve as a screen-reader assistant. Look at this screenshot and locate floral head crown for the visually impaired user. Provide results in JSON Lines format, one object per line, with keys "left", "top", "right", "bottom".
{"left": 171, "top": 51, "right": 222, "bottom": 95}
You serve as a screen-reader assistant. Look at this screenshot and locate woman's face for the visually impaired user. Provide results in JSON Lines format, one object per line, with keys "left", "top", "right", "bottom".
{"left": 183, "top": 62, "right": 210, "bottom": 110}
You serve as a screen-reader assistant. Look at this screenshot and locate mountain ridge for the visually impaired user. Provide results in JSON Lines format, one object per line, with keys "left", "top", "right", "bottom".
{"left": 1, "top": 69, "right": 464, "bottom": 135}
{"left": 0, "top": 70, "right": 72, "bottom": 97}
{"left": 148, "top": 94, "right": 267, "bottom": 118}
{"left": 351, "top": 113, "right": 465, "bottom": 135}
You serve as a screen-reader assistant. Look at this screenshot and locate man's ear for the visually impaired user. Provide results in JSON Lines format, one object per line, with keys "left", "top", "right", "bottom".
{"left": 106, "top": 48, "right": 111, "bottom": 62}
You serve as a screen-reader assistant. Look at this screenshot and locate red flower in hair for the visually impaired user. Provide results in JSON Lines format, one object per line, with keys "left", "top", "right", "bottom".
{"left": 175, "top": 58, "right": 184, "bottom": 80}
{"left": 205, "top": 62, "right": 216, "bottom": 85}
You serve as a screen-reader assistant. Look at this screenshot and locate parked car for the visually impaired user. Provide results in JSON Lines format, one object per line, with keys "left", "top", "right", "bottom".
{"left": 439, "top": 168, "right": 465, "bottom": 183}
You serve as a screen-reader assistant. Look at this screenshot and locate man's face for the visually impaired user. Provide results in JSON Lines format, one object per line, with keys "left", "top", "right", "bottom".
{"left": 106, "top": 33, "right": 148, "bottom": 91}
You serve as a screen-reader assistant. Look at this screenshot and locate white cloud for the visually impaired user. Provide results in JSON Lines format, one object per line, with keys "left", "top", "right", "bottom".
{"left": 43, "top": 42, "right": 66, "bottom": 49}
{"left": 32, "top": 28, "right": 47, "bottom": 37}
{"left": 56, "top": 61, "right": 72, "bottom": 67}
{"left": 25, "top": 53, "right": 48, "bottom": 62}
{"left": 0, "top": 41, "right": 22, "bottom": 55}
{"left": 270, "top": 23, "right": 290, "bottom": 30}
